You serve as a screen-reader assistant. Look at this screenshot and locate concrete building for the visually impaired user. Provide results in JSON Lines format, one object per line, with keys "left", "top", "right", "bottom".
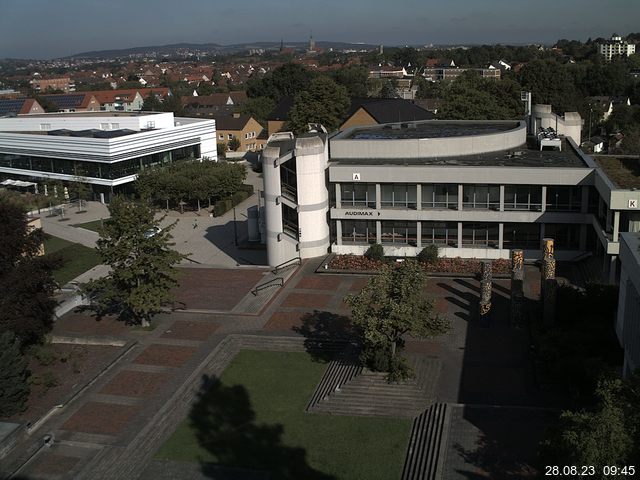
{"left": 0, "top": 111, "right": 217, "bottom": 200}
{"left": 616, "top": 232, "right": 640, "bottom": 376}
{"left": 30, "top": 77, "right": 75, "bottom": 93}
{"left": 261, "top": 107, "right": 640, "bottom": 276}
{"left": 599, "top": 34, "right": 636, "bottom": 62}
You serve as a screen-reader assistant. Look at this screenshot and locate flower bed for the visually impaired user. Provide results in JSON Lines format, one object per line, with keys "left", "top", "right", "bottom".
{"left": 327, "top": 254, "right": 511, "bottom": 275}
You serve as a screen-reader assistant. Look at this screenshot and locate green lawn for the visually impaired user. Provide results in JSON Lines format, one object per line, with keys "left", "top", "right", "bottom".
{"left": 43, "top": 236, "right": 102, "bottom": 285}
{"left": 72, "top": 219, "right": 105, "bottom": 233}
{"left": 156, "top": 350, "right": 412, "bottom": 480}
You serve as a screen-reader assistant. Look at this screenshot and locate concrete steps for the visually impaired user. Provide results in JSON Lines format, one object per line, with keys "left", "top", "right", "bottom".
{"left": 310, "top": 357, "right": 440, "bottom": 418}
{"left": 401, "top": 403, "right": 451, "bottom": 480}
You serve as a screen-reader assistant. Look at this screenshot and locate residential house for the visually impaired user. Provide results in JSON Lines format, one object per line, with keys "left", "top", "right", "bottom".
{"left": 182, "top": 92, "right": 247, "bottom": 117}
{"left": 40, "top": 93, "right": 101, "bottom": 112}
{"left": 0, "top": 98, "right": 44, "bottom": 116}
{"left": 215, "top": 113, "right": 265, "bottom": 152}
{"left": 599, "top": 34, "right": 636, "bottom": 62}
{"left": 340, "top": 98, "right": 436, "bottom": 130}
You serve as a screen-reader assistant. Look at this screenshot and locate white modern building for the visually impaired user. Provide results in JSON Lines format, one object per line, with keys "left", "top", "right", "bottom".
{"left": 616, "top": 232, "right": 640, "bottom": 376}
{"left": 0, "top": 111, "right": 216, "bottom": 199}
{"left": 599, "top": 34, "right": 636, "bottom": 62}
{"left": 261, "top": 106, "right": 640, "bottom": 281}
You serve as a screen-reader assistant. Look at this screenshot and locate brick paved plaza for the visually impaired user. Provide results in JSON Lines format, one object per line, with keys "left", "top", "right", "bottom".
{"left": 5, "top": 259, "right": 553, "bottom": 480}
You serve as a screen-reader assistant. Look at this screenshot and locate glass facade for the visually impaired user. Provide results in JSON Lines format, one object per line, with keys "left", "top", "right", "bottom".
{"left": 545, "top": 223, "right": 580, "bottom": 250}
{"left": 546, "top": 186, "right": 582, "bottom": 212}
{"left": 0, "top": 145, "right": 199, "bottom": 180}
{"left": 381, "top": 221, "right": 417, "bottom": 245}
{"left": 341, "top": 183, "right": 376, "bottom": 208}
{"left": 504, "top": 185, "right": 542, "bottom": 211}
{"left": 421, "top": 184, "right": 458, "bottom": 209}
{"left": 461, "top": 223, "right": 499, "bottom": 248}
{"left": 381, "top": 184, "right": 417, "bottom": 208}
{"left": 341, "top": 220, "right": 376, "bottom": 244}
{"left": 280, "top": 158, "right": 297, "bottom": 201}
{"left": 282, "top": 204, "right": 298, "bottom": 238}
{"left": 503, "top": 223, "right": 540, "bottom": 249}
{"left": 462, "top": 185, "right": 500, "bottom": 210}
{"left": 422, "top": 221, "right": 457, "bottom": 246}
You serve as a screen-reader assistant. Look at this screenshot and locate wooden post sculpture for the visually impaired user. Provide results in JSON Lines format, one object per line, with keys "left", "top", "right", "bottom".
{"left": 479, "top": 260, "right": 492, "bottom": 322}
{"left": 510, "top": 249, "right": 525, "bottom": 327}
{"left": 541, "top": 238, "right": 557, "bottom": 326}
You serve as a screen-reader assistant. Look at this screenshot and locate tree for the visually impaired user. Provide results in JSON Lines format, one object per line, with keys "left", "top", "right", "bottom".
{"left": 83, "top": 197, "right": 185, "bottom": 327}
{"left": 228, "top": 137, "right": 241, "bottom": 152}
{"left": 0, "top": 199, "right": 58, "bottom": 346}
{"left": 332, "top": 65, "right": 369, "bottom": 97}
{"left": 0, "top": 332, "right": 30, "bottom": 417}
{"left": 246, "top": 63, "right": 314, "bottom": 101}
{"left": 345, "top": 260, "right": 450, "bottom": 379}
{"left": 517, "top": 59, "right": 581, "bottom": 113}
{"left": 287, "top": 76, "right": 350, "bottom": 134}
{"left": 379, "top": 79, "right": 398, "bottom": 99}
{"left": 142, "top": 92, "right": 163, "bottom": 112}
{"left": 539, "top": 375, "right": 640, "bottom": 472}
{"left": 239, "top": 96, "right": 276, "bottom": 127}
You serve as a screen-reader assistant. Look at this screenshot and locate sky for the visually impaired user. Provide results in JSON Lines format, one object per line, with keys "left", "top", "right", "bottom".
{"left": 0, "top": 0, "right": 639, "bottom": 59}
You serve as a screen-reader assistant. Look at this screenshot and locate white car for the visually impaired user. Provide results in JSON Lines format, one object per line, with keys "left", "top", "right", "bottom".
{"left": 143, "top": 226, "right": 162, "bottom": 239}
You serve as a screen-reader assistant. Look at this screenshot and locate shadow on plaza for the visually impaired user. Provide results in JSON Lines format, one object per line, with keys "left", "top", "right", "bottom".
{"left": 451, "top": 406, "right": 554, "bottom": 480}
{"left": 203, "top": 220, "right": 267, "bottom": 266}
{"left": 292, "top": 310, "right": 359, "bottom": 363}
{"left": 190, "top": 374, "right": 333, "bottom": 480}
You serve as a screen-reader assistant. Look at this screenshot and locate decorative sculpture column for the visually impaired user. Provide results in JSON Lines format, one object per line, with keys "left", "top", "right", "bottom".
{"left": 541, "top": 238, "right": 557, "bottom": 326}
{"left": 479, "top": 260, "right": 492, "bottom": 322}
{"left": 510, "top": 249, "right": 525, "bottom": 327}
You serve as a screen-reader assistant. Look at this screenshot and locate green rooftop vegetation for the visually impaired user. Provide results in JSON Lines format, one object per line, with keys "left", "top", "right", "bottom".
{"left": 595, "top": 156, "right": 640, "bottom": 189}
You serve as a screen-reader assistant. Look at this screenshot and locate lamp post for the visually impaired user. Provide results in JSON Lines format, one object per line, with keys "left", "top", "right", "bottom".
{"left": 233, "top": 206, "right": 238, "bottom": 246}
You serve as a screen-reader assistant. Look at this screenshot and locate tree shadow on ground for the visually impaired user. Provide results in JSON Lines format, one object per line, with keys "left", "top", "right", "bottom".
{"left": 191, "top": 375, "right": 334, "bottom": 480}
{"left": 291, "top": 310, "right": 359, "bottom": 363}
{"left": 451, "top": 406, "right": 553, "bottom": 480}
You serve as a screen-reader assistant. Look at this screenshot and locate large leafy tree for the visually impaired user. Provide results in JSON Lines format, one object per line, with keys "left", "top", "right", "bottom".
{"left": 517, "top": 59, "right": 581, "bottom": 113}
{"left": 345, "top": 260, "right": 450, "bottom": 377}
{"left": 287, "top": 76, "right": 350, "bottom": 134}
{"left": 0, "top": 199, "right": 58, "bottom": 346}
{"left": 0, "top": 332, "right": 30, "bottom": 417}
{"left": 539, "top": 374, "right": 640, "bottom": 472}
{"left": 332, "top": 65, "right": 369, "bottom": 98}
{"left": 239, "top": 96, "right": 276, "bottom": 127}
{"left": 83, "top": 197, "right": 185, "bottom": 327}
{"left": 246, "top": 63, "right": 314, "bottom": 101}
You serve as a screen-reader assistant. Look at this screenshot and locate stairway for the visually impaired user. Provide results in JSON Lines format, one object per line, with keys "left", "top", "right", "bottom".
{"left": 401, "top": 403, "right": 451, "bottom": 480}
{"left": 310, "top": 357, "right": 440, "bottom": 418}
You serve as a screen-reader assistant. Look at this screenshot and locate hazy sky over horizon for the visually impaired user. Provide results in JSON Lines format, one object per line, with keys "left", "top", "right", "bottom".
{"left": 1, "top": 0, "right": 638, "bottom": 59}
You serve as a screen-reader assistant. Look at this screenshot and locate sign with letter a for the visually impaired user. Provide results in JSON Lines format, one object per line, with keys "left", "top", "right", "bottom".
{"left": 352, "top": 173, "right": 361, "bottom": 181}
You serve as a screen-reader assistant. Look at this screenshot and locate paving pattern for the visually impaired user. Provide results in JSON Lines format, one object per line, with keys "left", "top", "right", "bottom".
{"left": 5, "top": 259, "right": 555, "bottom": 480}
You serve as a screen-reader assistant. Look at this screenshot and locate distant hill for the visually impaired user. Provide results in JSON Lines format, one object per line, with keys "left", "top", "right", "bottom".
{"left": 68, "top": 41, "right": 380, "bottom": 59}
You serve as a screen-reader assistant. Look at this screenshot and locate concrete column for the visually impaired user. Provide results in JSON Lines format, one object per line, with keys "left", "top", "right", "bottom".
{"left": 498, "top": 223, "right": 504, "bottom": 250}
{"left": 457, "top": 184, "right": 464, "bottom": 211}
{"left": 541, "top": 186, "right": 547, "bottom": 213}
{"left": 335, "top": 183, "right": 341, "bottom": 209}
{"left": 579, "top": 224, "right": 587, "bottom": 251}
{"left": 416, "top": 184, "right": 422, "bottom": 211}
{"left": 510, "top": 249, "right": 525, "bottom": 327}
{"left": 541, "top": 238, "right": 557, "bottom": 326}
{"left": 613, "top": 211, "right": 620, "bottom": 242}
{"left": 499, "top": 185, "right": 505, "bottom": 212}
{"left": 336, "top": 220, "right": 342, "bottom": 245}
{"left": 375, "top": 184, "right": 381, "bottom": 210}
{"left": 416, "top": 221, "right": 422, "bottom": 248}
{"left": 457, "top": 222, "right": 463, "bottom": 248}
{"left": 581, "top": 185, "right": 589, "bottom": 214}
{"left": 376, "top": 220, "right": 381, "bottom": 244}
{"left": 540, "top": 224, "right": 545, "bottom": 251}
{"left": 479, "top": 261, "right": 493, "bottom": 322}
{"left": 609, "top": 255, "right": 618, "bottom": 284}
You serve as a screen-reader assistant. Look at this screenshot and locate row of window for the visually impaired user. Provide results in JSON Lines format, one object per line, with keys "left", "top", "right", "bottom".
{"left": 339, "top": 183, "right": 585, "bottom": 212}
{"left": 340, "top": 220, "right": 581, "bottom": 250}
{"left": 0, "top": 145, "right": 200, "bottom": 180}
{"left": 217, "top": 131, "right": 257, "bottom": 141}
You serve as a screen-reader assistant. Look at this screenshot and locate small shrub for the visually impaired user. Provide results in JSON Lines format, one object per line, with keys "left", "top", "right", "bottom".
{"left": 231, "top": 190, "right": 249, "bottom": 206}
{"left": 213, "top": 198, "right": 233, "bottom": 217}
{"left": 364, "top": 243, "right": 384, "bottom": 261}
{"left": 361, "top": 344, "right": 391, "bottom": 372}
{"left": 41, "top": 371, "right": 59, "bottom": 388}
{"left": 240, "top": 184, "right": 255, "bottom": 194}
{"left": 417, "top": 245, "right": 439, "bottom": 263}
{"left": 387, "top": 356, "right": 415, "bottom": 383}
{"left": 31, "top": 345, "right": 56, "bottom": 366}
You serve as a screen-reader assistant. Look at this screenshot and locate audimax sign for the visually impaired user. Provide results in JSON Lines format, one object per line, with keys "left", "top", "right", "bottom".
{"left": 344, "top": 211, "right": 381, "bottom": 216}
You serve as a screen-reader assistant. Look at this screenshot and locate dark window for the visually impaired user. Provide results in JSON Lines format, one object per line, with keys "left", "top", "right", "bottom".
{"left": 461, "top": 223, "right": 499, "bottom": 248}
{"left": 422, "top": 184, "right": 458, "bottom": 209}
{"left": 544, "top": 223, "right": 580, "bottom": 250}
{"left": 504, "top": 185, "right": 542, "bottom": 211}
{"left": 546, "top": 186, "right": 582, "bottom": 212}
{"left": 282, "top": 204, "right": 298, "bottom": 238}
{"left": 341, "top": 220, "right": 376, "bottom": 244}
{"left": 463, "top": 185, "right": 499, "bottom": 210}
{"left": 503, "top": 223, "right": 540, "bottom": 249}
{"left": 340, "top": 183, "right": 376, "bottom": 208}
{"left": 381, "top": 221, "right": 417, "bottom": 245}
{"left": 421, "top": 221, "right": 457, "bottom": 246}
{"left": 381, "top": 184, "right": 417, "bottom": 208}
{"left": 280, "top": 158, "right": 297, "bottom": 201}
